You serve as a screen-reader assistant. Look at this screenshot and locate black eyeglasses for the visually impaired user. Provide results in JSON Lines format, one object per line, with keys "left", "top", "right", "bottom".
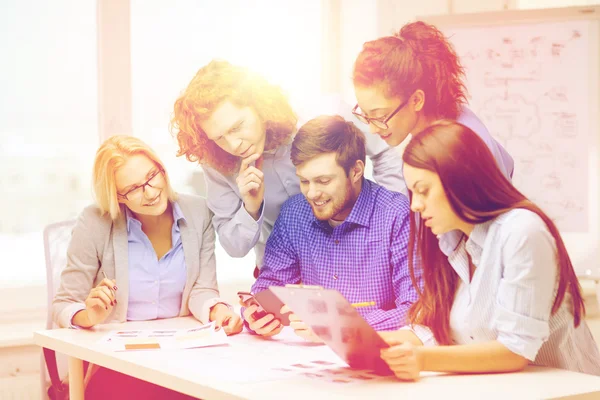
{"left": 117, "top": 168, "right": 165, "bottom": 201}
{"left": 352, "top": 97, "right": 410, "bottom": 130}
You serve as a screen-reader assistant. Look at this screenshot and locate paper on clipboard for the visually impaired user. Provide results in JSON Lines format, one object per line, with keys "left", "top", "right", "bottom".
{"left": 98, "top": 321, "right": 228, "bottom": 351}
{"left": 268, "top": 286, "right": 391, "bottom": 375}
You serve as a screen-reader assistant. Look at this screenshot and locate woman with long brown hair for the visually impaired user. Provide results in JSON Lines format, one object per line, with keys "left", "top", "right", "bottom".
{"left": 379, "top": 121, "right": 600, "bottom": 380}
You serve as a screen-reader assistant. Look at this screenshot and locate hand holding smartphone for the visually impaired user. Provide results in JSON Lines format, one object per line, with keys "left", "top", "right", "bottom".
{"left": 237, "top": 291, "right": 269, "bottom": 320}
{"left": 237, "top": 290, "right": 291, "bottom": 326}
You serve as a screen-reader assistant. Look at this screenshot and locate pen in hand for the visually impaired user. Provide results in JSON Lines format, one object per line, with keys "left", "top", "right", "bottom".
{"left": 101, "top": 270, "right": 118, "bottom": 297}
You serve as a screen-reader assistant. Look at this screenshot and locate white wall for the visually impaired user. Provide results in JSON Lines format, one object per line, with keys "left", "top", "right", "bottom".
{"left": 337, "top": 0, "right": 594, "bottom": 106}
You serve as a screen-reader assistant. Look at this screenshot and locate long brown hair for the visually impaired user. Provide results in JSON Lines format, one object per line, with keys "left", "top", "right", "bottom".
{"left": 403, "top": 120, "right": 585, "bottom": 345}
{"left": 353, "top": 21, "right": 467, "bottom": 119}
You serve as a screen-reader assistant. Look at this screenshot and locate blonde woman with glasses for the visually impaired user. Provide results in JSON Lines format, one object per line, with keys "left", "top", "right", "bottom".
{"left": 53, "top": 136, "right": 241, "bottom": 399}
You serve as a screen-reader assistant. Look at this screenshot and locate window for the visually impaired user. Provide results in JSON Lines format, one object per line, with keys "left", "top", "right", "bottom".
{"left": 130, "top": 0, "right": 324, "bottom": 280}
{"left": 0, "top": 1, "right": 98, "bottom": 288}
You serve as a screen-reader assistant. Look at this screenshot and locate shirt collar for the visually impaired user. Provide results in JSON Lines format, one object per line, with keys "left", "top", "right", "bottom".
{"left": 125, "top": 201, "right": 186, "bottom": 233}
{"left": 311, "top": 179, "right": 374, "bottom": 230}
{"left": 438, "top": 218, "right": 493, "bottom": 260}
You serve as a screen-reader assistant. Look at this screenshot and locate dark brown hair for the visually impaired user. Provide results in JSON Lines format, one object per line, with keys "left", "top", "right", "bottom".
{"left": 291, "top": 115, "right": 366, "bottom": 175}
{"left": 403, "top": 120, "right": 585, "bottom": 345}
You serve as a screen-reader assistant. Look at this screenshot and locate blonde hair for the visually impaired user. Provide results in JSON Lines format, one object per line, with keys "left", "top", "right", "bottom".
{"left": 93, "top": 135, "right": 177, "bottom": 220}
{"left": 171, "top": 59, "right": 297, "bottom": 175}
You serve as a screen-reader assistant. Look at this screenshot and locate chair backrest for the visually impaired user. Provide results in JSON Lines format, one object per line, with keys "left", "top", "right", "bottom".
{"left": 44, "top": 219, "right": 77, "bottom": 329}
{"left": 41, "top": 219, "right": 77, "bottom": 398}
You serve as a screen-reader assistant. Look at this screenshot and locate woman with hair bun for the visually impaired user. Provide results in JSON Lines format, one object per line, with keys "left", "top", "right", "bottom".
{"left": 352, "top": 21, "right": 514, "bottom": 188}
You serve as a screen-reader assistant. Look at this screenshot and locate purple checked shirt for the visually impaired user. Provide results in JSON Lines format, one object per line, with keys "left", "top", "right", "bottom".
{"left": 251, "top": 179, "right": 416, "bottom": 331}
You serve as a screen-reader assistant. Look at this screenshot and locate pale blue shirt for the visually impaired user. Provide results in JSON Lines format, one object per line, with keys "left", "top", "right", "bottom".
{"left": 125, "top": 202, "right": 188, "bottom": 321}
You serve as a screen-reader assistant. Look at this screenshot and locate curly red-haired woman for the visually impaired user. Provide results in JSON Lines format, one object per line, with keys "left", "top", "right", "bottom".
{"left": 171, "top": 60, "right": 405, "bottom": 280}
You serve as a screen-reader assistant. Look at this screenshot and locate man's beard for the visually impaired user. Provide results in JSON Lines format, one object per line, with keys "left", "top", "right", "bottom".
{"left": 311, "top": 181, "right": 354, "bottom": 221}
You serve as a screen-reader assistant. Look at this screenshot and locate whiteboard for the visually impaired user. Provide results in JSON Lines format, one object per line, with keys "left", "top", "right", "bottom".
{"left": 423, "top": 6, "right": 600, "bottom": 277}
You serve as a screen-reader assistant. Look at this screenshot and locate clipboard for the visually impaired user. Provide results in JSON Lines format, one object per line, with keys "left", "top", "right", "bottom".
{"left": 269, "top": 285, "right": 392, "bottom": 375}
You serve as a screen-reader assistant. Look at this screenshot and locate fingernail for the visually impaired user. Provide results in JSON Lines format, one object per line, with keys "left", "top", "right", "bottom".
{"left": 105, "top": 306, "right": 108, "bottom": 310}
{"left": 110, "top": 301, "right": 114, "bottom": 306}
{"left": 114, "top": 300, "right": 118, "bottom": 304}
{"left": 113, "top": 286, "right": 118, "bottom": 291}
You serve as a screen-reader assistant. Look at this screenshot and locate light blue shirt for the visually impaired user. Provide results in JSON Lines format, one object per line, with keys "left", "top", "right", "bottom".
{"left": 411, "top": 209, "right": 600, "bottom": 375}
{"left": 457, "top": 106, "right": 514, "bottom": 178}
{"left": 125, "top": 202, "right": 188, "bottom": 321}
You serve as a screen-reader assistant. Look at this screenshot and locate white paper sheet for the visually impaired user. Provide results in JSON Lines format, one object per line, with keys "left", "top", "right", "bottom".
{"left": 98, "top": 321, "right": 228, "bottom": 351}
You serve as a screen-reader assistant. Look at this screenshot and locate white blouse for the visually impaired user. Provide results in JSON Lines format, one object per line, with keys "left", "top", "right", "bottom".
{"left": 411, "top": 208, "right": 600, "bottom": 376}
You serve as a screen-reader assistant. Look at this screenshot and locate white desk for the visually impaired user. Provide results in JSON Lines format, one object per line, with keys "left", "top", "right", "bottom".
{"left": 34, "top": 317, "right": 600, "bottom": 400}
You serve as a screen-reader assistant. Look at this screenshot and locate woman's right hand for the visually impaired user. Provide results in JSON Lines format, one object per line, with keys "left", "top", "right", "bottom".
{"left": 236, "top": 153, "right": 264, "bottom": 220}
{"left": 82, "top": 278, "right": 118, "bottom": 326}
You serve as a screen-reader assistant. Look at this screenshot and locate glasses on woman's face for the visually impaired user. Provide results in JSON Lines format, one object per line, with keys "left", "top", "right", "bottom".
{"left": 352, "top": 97, "right": 410, "bottom": 130}
{"left": 117, "top": 168, "right": 165, "bottom": 202}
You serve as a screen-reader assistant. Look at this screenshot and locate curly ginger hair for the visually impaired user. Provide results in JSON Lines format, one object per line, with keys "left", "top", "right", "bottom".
{"left": 171, "top": 60, "right": 298, "bottom": 175}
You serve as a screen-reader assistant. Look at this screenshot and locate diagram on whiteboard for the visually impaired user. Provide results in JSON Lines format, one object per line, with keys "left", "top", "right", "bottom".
{"left": 446, "top": 21, "right": 590, "bottom": 232}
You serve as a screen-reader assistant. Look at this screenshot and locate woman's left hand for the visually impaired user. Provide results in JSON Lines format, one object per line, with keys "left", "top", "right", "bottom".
{"left": 380, "top": 342, "right": 424, "bottom": 381}
{"left": 210, "top": 303, "right": 243, "bottom": 335}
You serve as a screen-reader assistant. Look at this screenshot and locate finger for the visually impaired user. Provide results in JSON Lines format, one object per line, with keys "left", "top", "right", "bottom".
{"left": 288, "top": 313, "right": 301, "bottom": 322}
{"left": 239, "top": 174, "right": 263, "bottom": 188}
{"left": 88, "top": 298, "right": 106, "bottom": 311}
{"left": 290, "top": 321, "right": 307, "bottom": 331}
{"left": 95, "top": 286, "right": 115, "bottom": 303}
{"left": 381, "top": 345, "right": 412, "bottom": 359}
{"left": 242, "top": 166, "right": 264, "bottom": 181}
{"left": 384, "top": 357, "right": 417, "bottom": 367}
{"left": 259, "top": 320, "right": 283, "bottom": 337}
{"left": 224, "top": 316, "right": 243, "bottom": 335}
{"left": 256, "top": 318, "right": 281, "bottom": 336}
{"left": 294, "top": 328, "right": 315, "bottom": 340}
{"left": 89, "top": 292, "right": 111, "bottom": 309}
{"left": 213, "top": 315, "right": 224, "bottom": 329}
{"left": 240, "top": 153, "right": 261, "bottom": 171}
{"left": 253, "top": 313, "right": 275, "bottom": 329}
{"left": 242, "top": 305, "right": 258, "bottom": 322}
{"left": 98, "top": 278, "right": 118, "bottom": 293}
{"left": 394, "top": 371, "right": 419, "bottom": 381}
{"left": 239, "top": 181, "right": 261, "bottom": 196}
{"left": 280, "top": 305, "right": 291, "bottom": 314}
{"left": 255, "top": 155, "right": 264, "bottom": 171}
{"left": 220, "top": 314, "right": 231, "bottom": 327}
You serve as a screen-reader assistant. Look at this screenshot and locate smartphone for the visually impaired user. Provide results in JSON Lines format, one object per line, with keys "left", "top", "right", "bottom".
{"left": 237, "top": 290, "right": 291, "bottom": 326}
{"left": 237, "top": 291, "right": 269, "bottom": 320}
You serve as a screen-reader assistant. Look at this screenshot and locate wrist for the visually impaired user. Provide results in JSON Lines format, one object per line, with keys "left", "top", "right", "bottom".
{"left": 416, "top": 346, "right": 431, "bottom": 372}
{"left": 73, "top": 309, "right": 93, "bottom": 328}
{"left": 245, "top": 201, "right": 263, "bottom": 221}
{"left": 209, "top": 303, "right": 229, "bottom": 321}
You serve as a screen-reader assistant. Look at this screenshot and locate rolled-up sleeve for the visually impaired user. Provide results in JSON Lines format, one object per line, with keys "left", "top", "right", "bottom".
{"left": 399, "top": 324, "right": 438, "bottom": 347}
{"left": 495, "top": 216, "right": 557, "bottom": 361}
{"left": 203, "top": 166, "right": 264, "bottom": 258}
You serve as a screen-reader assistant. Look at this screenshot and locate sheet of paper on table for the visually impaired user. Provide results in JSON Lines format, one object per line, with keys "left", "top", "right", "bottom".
{"left": 174, "top": 328, "right": 393, "bottom": 385}
{"left": 98, "top": 321, "right": 228, "bottom": 351}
